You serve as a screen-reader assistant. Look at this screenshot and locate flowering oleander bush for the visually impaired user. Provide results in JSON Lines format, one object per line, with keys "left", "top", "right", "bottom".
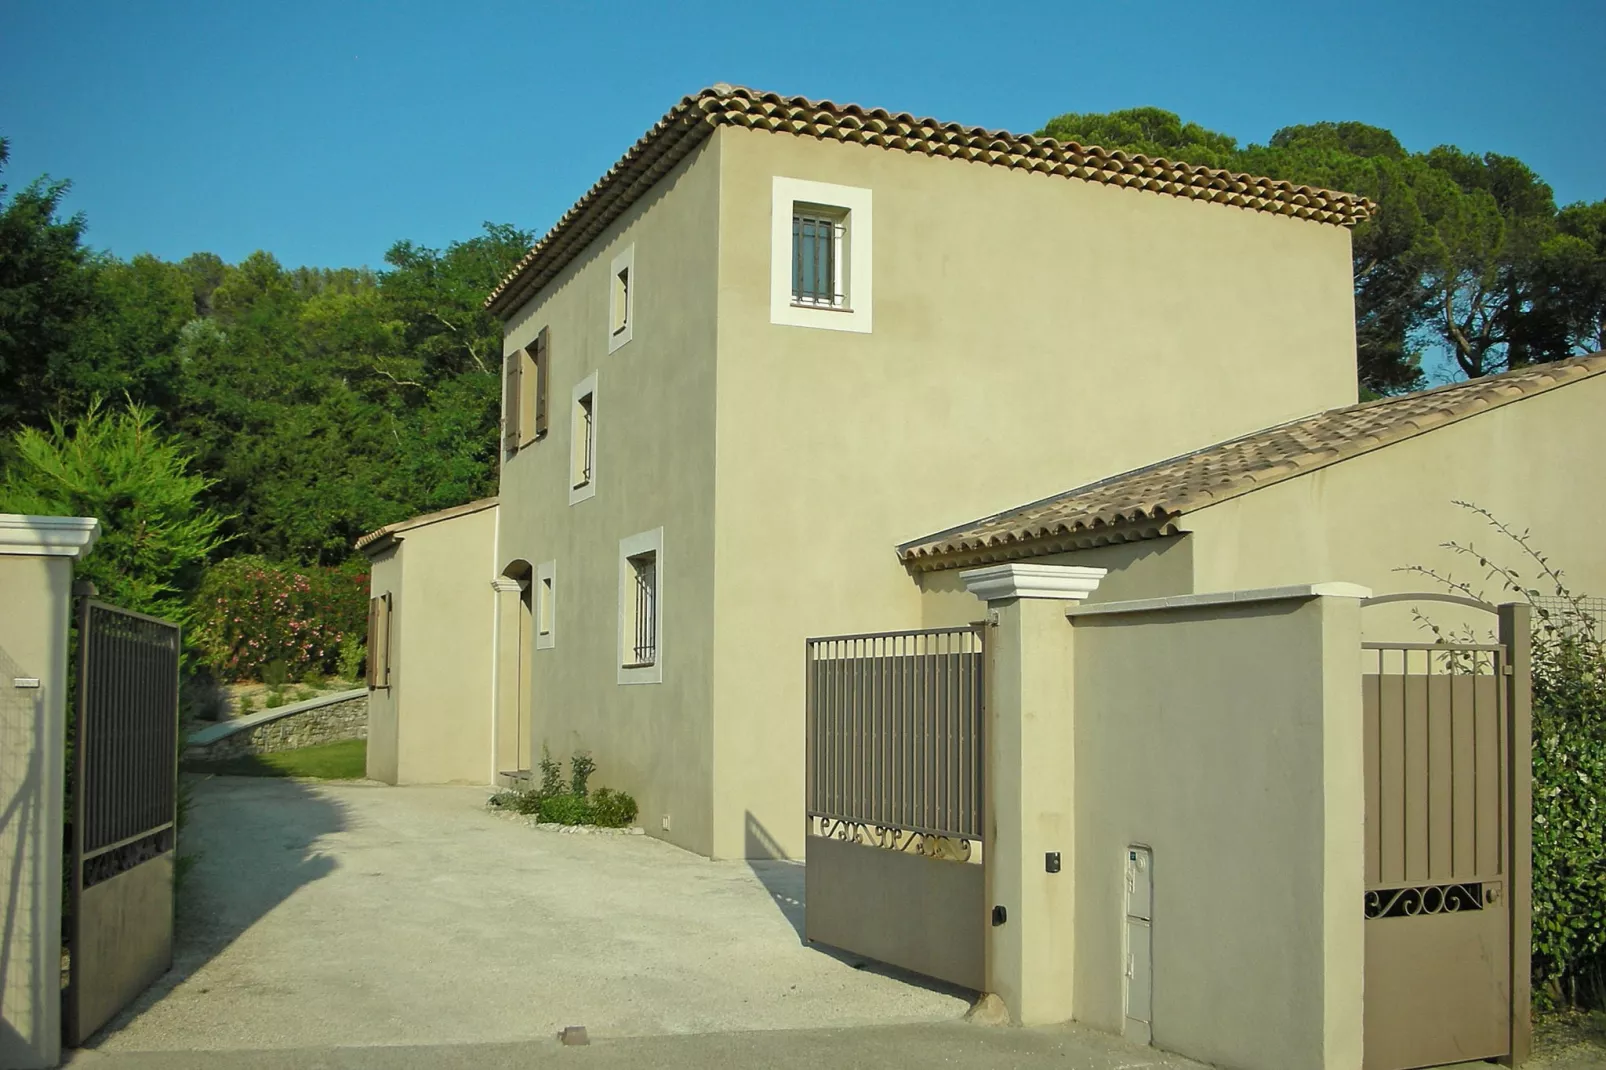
{"left": 191, "top": 555, "right": 369, "bottom": 683}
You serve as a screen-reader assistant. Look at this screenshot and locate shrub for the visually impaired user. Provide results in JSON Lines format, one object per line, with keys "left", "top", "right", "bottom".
{"left": 190, "top": 555, "right": 369, "bottom": 682}
{"left": 486, "top": 750, "right": 637, "bottom": 828}
{"left": 590, "top": 788, "right": 638, "bottom": 829}
{"left": 538, "top": 793, "right": 592, "bottom": 825}
{"left": 569, "top": 752, "right": 596, "bottom": 797}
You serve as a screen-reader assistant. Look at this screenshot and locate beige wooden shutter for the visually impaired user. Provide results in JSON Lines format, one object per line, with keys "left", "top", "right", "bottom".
{"left": 503, "top": 349, "right": 522, "bottom": 452}
{"left": 377, "top": 593, "right": 392, "bottom": 688}
{"left": 533, "top": 327, "right": 550, "bottom": 440}
{"left": 365, "top": 597, "right": 380, "bottom": 689}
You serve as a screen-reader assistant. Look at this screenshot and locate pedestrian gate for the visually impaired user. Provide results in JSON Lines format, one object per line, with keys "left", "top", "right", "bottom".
{"left": 1360, "top": 595, "right": 1530, "bottom": 1070}
{"left": 66, "top": 597, "right": 181, "bottom": 1045}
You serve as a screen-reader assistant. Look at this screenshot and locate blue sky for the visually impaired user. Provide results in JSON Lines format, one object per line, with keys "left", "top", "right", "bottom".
{"left": 2, "top": 0, "right": 1602, "bottom": 271}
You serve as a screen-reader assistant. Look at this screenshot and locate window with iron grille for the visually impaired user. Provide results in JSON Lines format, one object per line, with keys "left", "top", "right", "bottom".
{"left": 575, "top": 393, "right": 594, "bottom": 487}
{"left": 771, "top": 177, "right": 871, "bottom": 333}
{"left": 625, "top": 552, "right": 656, "bottom": 667}
{"left": 618, "top": 527, "right": 663, "bottom": 684}
{"left": 791, "top": 207, "right": 847, "bottom": 309}
{"left": 569, "top": 371, "right": 598, "bottom": 505}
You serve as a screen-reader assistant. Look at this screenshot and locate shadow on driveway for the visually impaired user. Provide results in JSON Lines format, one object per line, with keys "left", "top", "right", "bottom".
{"left": 79, "top": 775, "right": 346, "bottom": 1049}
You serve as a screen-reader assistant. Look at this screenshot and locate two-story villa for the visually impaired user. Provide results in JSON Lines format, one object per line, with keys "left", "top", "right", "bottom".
{"left": 464, "top": 84, "right": 1370, "bottom": 859}
{"left": 361, "top": 85, "right": 1606, "bottom": 861}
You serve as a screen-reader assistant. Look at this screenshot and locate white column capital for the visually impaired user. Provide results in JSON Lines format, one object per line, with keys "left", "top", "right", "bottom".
{"left": 0, "top": 514, "right": 100, "bottom": 558}
{"left": 961, "top": 563, "right": 1106, "bottom": 603}
{"left": 490, "top": 578, "right": 523, "bottom": 593}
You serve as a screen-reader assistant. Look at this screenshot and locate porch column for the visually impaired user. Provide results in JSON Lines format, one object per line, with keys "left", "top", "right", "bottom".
{"left": 491, "top": 578, "right": 523, "bottom": 779}
{"left": 0, "top": 514, "right": 100, "bottom": 1070}
{"left": 962, "top": 562, "right": 1105, "bottom": 1026}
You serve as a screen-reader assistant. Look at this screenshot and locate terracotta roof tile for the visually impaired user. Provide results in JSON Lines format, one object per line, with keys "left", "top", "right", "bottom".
{"left": 355, "top": 496, "right": 498, "bottom": 554}
{"left": 485, "top": 85, "right": 1377, "bottom": 317}
{"left": 898, "top": 354, "right": 1606, "bottom": 571}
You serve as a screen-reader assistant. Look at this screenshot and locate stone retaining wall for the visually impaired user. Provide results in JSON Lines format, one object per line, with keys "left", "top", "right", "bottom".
{"left": 185, "top": 689, "right": 367, "bottom": 763}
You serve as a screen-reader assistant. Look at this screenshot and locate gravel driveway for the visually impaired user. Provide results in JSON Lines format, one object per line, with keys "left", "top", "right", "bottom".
{"left": 86, "top": 777, "right": 968, "bottom": 1054}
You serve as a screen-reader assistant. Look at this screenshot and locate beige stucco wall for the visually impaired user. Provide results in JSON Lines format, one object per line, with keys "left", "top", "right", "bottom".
{"left": 708, "top": 126, "right": 1357, "bottom": 857}
{"left": 0, "top": 553, "right": 74, "bottom": 1068}
{"left": 392, "top": 506, "right": 497, "bottom": 785}
{"left": 496, "top": 137, "right": 722, "bottom": 855}
{"left": 1186, "top": 375, "right": 1606, "bottom": 642}
{"left": 365, "top": 544, "right": 401, "bottom": 784}
{"left": 1069, "top": 593, "right": 1364, "bottom": 1070}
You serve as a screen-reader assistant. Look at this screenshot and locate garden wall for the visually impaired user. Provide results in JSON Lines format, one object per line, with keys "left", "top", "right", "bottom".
{"left": 185, "top": 689, "right": 367, "bottom": 763}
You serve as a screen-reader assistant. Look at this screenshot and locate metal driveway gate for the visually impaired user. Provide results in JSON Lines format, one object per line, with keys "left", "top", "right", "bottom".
{"left": 66, "top": 598, "right": 181, "bottom": 1045}
{"left": 804, "top": 625, "right": 985, "bottom": 989}
{"left": 1360, "top": 595, "right": 1531, "bottom": 1070}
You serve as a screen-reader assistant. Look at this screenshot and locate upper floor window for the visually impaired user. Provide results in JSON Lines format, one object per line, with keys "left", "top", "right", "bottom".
{"left": 771, "top": 177, "right": 872, "bottom": 334}
{"left": 608, "top": 245, "right": 635, "bottom": 353}
{"left": 569, "top": 371, "right": 598, "bottom": 505}
{"left": 791, "top": 208, "right": 847, "bottom": 309}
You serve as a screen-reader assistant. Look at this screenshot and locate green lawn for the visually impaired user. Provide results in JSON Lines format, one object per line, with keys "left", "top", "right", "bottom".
{"left": 186, "top": 738, "right": 367, "bottom": 780}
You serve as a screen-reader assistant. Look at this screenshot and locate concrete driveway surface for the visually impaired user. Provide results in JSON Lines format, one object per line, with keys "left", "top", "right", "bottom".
{"left": 86, "top": 776, "right": 977, "bottom": 1054}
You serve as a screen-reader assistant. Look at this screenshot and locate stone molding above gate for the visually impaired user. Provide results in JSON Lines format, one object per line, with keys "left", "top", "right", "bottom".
{"left": 960, "top": 562, "right": 1106, "bottom": 602}
{"left": 0, "top": 512, "right": 101, "bottom": 557}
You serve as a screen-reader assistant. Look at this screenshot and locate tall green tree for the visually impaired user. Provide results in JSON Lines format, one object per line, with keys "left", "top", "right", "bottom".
{"left": 1036, "top": 107, "right": 1606, "bottom": 392}
{"left": 0, "top": 399, "right": 229, "bottom": 619}
{"left": 0, "top": 136, "right": 95, "bottom": 435}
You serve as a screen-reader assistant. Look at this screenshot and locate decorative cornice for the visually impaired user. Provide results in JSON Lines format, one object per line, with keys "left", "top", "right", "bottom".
{"left": 0, "top": 514, "right": 101, "bottom": 558}
{"left": 961, "top": 563, "right": 1106, "bottom": 602}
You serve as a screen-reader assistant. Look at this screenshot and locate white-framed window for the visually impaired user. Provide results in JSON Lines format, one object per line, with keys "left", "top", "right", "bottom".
{"left": 608, "top": 244, "right": 635, "bottom": 353}
{"left": 535, "top": 559, "right": 556, "bottom": 649}
{"left": 569, "top": 372, "right": 597, "bottom": 505}
{"left": 617, "top": 527, "right": 663, "bottom": 685}
{"left": 770, "top": 176, "right": 872, "bottom": 334}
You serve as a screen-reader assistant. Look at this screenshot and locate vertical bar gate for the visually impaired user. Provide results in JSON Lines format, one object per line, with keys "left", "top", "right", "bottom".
{"left": 66, "top": 598, "right": 181, "bottom": 1046}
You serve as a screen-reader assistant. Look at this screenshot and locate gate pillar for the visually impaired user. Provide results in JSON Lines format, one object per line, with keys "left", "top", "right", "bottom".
{"left": 962, "top": 563, "right": 1104, "bottom": 1026}
{"left": 0, "top": 514, "right": 100, "bottom": 1070}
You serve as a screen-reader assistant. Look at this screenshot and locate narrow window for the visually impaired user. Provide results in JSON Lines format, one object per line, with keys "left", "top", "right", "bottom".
{"left": 612, "top": 266, "right": 630, "bottom": 335}
{"left": 535, "top": 560, "right": 557, "bottom": 649}
{"left": 624, "top": 551, "right": 657, "bottom": 668}
{"left": 573, "top": 392, "right": 594, "bottom": 489}
{"left": 569, "top": 373, "right": 598, "bottom": 505}
{"left": 608, "top": 245, "right": 635, "bottom": 352}
{"left": 617, "top": 527, "right": 663, "bottom": 684}
{"left": 791, "top": 207, "right": 847, "bottom": 309}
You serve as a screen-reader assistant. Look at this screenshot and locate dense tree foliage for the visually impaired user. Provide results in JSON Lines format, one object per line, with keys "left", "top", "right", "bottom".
{"left": 0, "top": 135, "right": 530, "bottom": 566}
{"left": 1040, "top": 109, "right": 1606, "bottom": 395}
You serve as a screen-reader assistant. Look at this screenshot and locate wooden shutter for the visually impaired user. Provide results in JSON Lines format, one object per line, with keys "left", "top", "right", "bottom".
{"left": 365, "top": 597, "right": 380, "bottom": 689}
{"left": 366, "top": 594, "right": 392, "bottom": 689}
{"left": 502, "top": 349, "right": 522, "bottom": 452}
{"left": 533, "top": 327, "right": 550, "bottom": 440}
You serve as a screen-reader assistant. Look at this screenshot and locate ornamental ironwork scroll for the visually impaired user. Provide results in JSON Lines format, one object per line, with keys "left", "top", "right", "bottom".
{"left": 812, "top": 816, "right": 976, "bottom": 863}
{"left": 1364, "top": 882, "right": 1491, "bottom": 919}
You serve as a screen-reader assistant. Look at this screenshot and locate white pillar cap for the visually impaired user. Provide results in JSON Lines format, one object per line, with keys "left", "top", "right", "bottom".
{"left": 960, "top": 563, "right": 1106, "bottom": 602}
{"left": 0, "top": 514, "right": 101, "bottom": 558}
